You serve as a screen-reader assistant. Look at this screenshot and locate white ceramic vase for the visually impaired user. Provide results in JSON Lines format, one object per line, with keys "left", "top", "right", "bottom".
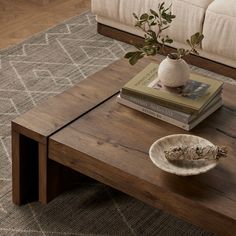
{"left": 158, "top": 55, "right": 190, "bottom": 87}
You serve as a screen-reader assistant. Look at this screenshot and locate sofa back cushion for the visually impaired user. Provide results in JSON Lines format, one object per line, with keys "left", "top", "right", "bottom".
{"left": 202, "top": 0, "right": 236, "bottom": 60}
{"left": 92, "top": 0, "right": 213, "bottom": 45}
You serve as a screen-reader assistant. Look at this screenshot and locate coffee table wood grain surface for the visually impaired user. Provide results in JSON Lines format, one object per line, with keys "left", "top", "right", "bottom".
{"left": 12, "top": 58, "right": 236, "bottom": 235}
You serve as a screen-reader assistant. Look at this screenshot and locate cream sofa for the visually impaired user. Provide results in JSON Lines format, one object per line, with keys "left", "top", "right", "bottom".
{"left": 92, "top": 0, "right": 236, "bottom": 69}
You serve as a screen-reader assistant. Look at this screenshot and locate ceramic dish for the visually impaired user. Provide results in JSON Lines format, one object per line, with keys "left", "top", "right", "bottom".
{"left": 149, "top": 134, "right": 218, "bottom": 176}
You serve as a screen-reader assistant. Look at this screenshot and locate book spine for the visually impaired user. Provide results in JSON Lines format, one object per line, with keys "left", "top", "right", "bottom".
{"left": 117, "top": 96, "right": 190, "bottom": 131}
{"left": 121, "top": 88, "right": 196, "bottom": 114}
{"left": 188, "top": 100, "right": 223, "bottom": 130}
{"left": 120, "top": 93, "right": 191, "bottom": 123}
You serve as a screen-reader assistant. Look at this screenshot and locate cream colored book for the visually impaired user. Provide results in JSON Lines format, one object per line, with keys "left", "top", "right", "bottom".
{"left": 120, "top": 91, "right": 222, "bottom": 123}
{"left": 117, "top": 95, "right": 223, "bottom": 131}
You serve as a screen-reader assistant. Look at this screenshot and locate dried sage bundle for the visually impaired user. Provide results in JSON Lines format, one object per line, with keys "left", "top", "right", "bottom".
{"left": 164, "top": 145, "right": 227, "bottom": 161}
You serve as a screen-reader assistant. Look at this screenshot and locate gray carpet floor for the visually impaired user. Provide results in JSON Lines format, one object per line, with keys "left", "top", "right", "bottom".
{"left": 0, "top": 11, "right": 234, "bottom": 236}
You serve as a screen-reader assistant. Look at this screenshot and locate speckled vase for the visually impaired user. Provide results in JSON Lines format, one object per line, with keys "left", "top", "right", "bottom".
{"left": 158, "top": 55, "right": 190, "bottom": 87}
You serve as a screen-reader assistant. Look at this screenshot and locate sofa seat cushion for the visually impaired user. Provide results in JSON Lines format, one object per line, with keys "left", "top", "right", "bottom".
{"left": 92, "top": 0, "right": 213, "bottom": 45}
{"left": 202, "top": 0, "right": 236, "bottom": 61}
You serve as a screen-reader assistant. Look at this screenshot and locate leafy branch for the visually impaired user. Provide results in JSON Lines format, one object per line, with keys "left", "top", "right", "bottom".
{"left": 177, "top": 32, "right": 204, "bottom": 58}
{"left": 125, "top": 2, "right": 204, "bottom": 65}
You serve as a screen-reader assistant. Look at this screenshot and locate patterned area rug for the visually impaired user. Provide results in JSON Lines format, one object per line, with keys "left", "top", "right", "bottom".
{"left": 0, "top": 11, "right": 234, "bottom": 236}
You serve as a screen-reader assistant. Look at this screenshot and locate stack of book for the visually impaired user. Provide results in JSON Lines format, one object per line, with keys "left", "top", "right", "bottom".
{"left": 117, "top": 63, "right": 224, "bottom": 131}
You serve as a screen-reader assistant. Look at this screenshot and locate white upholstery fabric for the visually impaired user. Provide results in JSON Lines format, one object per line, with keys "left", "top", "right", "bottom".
{"left": 92, "top": 0, "right": 213, "bottom": 44}
{"left": 175, "top": 0, "right": 212, "bottom": 8}
{"left": 169, "top": 0, "right": 213, "bottom": 43}
{"left": 92, "top": 0, "right": 120, "bottom": 22}
{"left": 97, "top": 16, "right": 236, "bottom": 68}
{"left": 202, "top": 0, "right": 236, "bottom": 62}
{"left": 92, "top": 0, "right": 236, "bottom": 68}
{"left": 173, "top": 40, "right": 236, "bottom": 68}
{"left": 92, "top": 0, "right": 171, "bottom": 26}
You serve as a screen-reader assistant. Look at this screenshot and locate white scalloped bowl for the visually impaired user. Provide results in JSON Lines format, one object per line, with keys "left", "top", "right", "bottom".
{"left": 149, "top": 134, "right": 218, "bottom": 176}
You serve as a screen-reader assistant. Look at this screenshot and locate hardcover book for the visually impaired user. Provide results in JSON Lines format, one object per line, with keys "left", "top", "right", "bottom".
{"left": 117, "top": 95, "right": 223, "bottom": 131}
{"left": 121, "top": 92, "right": 222, "bottom": 123}
{"left": 121, "top": 63, "right": 223, "bottom": 114}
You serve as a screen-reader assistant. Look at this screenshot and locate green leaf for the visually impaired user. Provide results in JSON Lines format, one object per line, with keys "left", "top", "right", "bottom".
{"left": 140, "top": 13, "right": 149, "bottom": 21}
{"left": 134, "top": 44, "right": 143, "bottom": 50}
{"left": 133, "top": 13, "right": 139, "bottom": 20}
{"left": 147, "top": 30, "right": 157, "bottom": 41}
{"left": 135, "top": 21, "right": 142, "bottom": 27}
{"left": 190, "top": 32, "right": 204, "bottom": 47}
{"left": 196, "top": 33, "right": 204, "bottom": 45}
{"left": 163, "top": 4, "right": 172, "bottom": 12}
{"left": 150, "top": 9, "right": 159, "bottom": 17}
{"left": 165, "top": 38, "right": 173, "bottom": 44}
{"left": 145, "top": 46, "right": 157, "bottom": 56}
{"left": 149, "top": 15, "right": 155, "bottom": 20}
{"left": 159, "top": 2, "right": 165, "bottom": 11}
{"left": 192, "top": 49, "right": 199, "bottom": 55}
{"left": 177, "top": 48, "right": 186, "bottom": 58}
{"left": 129, "top": 52, "right": 144, "bottom": 65}
{"left": 186, "top": 39, "right": 192, "bottom": 47}
{"left": 190, "top": 33, "right": 197, "bottom": 45}
{"left": 124, "top": 52, "right": 136, "bottom": 59}
{"left": 161, "top": 13, "right": 173, "bottom": 23}
{"left": 144, "top": 37, "right": 156, "bottom": 45}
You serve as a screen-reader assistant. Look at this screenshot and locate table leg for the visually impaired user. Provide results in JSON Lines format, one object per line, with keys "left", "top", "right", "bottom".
{"left": 39, "top": 143, "right": 64, "bottom": 204}
{"left": 39, "top": 147, "right": 87, "bottom": 204}
{"left": 12, "top": 130, "right": 38, "bottom": 205}
{"left": 12, "top": 129, "right": 85, "bottom": 205}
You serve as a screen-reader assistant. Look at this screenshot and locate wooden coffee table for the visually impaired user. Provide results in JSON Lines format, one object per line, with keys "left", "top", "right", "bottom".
{"left": 12, "top": 58, "right": 236, "bottom": 235}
